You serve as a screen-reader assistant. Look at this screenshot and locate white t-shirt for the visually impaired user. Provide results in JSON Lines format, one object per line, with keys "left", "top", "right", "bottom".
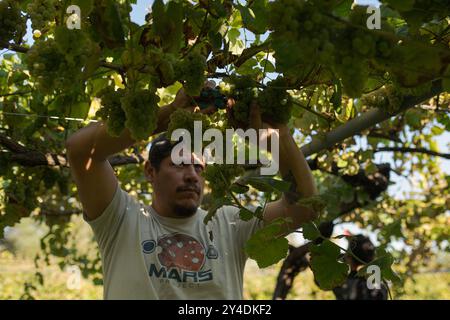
{"left": 85, "top": 184, "right": 265, "bottom": 300}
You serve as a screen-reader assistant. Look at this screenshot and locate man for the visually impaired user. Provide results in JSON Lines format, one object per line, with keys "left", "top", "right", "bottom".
{"left": 66, "top": 85, "right": 317, "bottom": 299}
{"left": 333, "top": 234, "right": 388, "bottom": 300}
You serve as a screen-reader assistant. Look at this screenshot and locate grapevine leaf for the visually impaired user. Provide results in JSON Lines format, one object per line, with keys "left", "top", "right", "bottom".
{"left": 67, "top": 102, "right": 90, "bottom": 120}
{"left": 237, "top": 0, "right": 269, "bottom": 35}
{"left": 331, "top": 79, "right": 342, "bottom": 111}
{"left": 358, "top": 249, "right": 401, "bottom": 284}
{"left": 245, "top": 218, "right": 289, "bottom": 268}
{"left": 254, "top": 206, "right": 264, "bottom": 220}
{"left": 91, "top": 0, "right": 125, "bottom": 49}
{"left": 203, "top": 198, "right": 233, "bottom": 224}
{"left": 239, "top": 207, "right": 254, "bottom": 221}
{"left": 382, "top": 220, "right": 403, "bottom": 239}
{"left": 72, "top": 0, "right": 94, "bottom": 15}
{"left": 310, "top": 240, "right": 349, "bottom": 290}
{"left": 243, "top": 176, "right": 291, "bottom": 193}
{"left": 208, "top": 31, "right": 222, "bottom": 50}
{"left": 296, "top": 195, "right": 327, "bottom": 214}
{"left": 261, "top": 59, "right": 275, "bottom": 73}
{"left": 230, "top": 183, "right": 249, "bottom": 194}
{"left": 301, "top": 221, "right": 321, "bottom": 241}
{"left": 332, "top": 0, "right": 353, "bottom": 17}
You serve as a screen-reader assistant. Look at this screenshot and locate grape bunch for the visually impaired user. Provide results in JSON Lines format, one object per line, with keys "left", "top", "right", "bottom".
{"left": 382, "top": 0, "right": 450, "bottom": 25}
{"left": 144, "top": 47, "right": 179, "bottom": 87}
{"left": 334, "top": 55, "right": 369, "bottom": 98}
{"left": 220, "top": 75, "right": 258, "bottom": 126}
{"left": 0, "top": 0, "right": 26, "bottom": 43}
{"left": 361, "top": 85, "right": 403, "bottom": 114}
{"left": 268, "top": 0, "right": 401, "bottom": 98}
{"left": 121, "top": 88, "right": 160, "bottom": 141}
{"left": 221, "top": 75, "right": 293, "bottom": 126}
{"left": 167, "top": 108, "right": 212, "bottom": 147}
{"left": 175, "top": 50, "right": 207, "bottom": 96}
{"left": 54, "top": 27, "right": 93, "bottom": 61}
{"left": 257, "top": 77, "right": 293, "bottom": 124}
{"left": 96, "top": 86, "right": 126, "bottom": 137}
{"left": 27, "top": 39, "right": 67, "bottom": 93}
{"left": 27, "top": 0, "right": 58, "bottom": 32}
{"left": 27, "top": 29, "right": 93, "bottom": 93}
{"left": 269, "top": 0, "right": 337, "bottom": 75}
{"left": 202, "top": 164, "right": 245, "bottom": 199}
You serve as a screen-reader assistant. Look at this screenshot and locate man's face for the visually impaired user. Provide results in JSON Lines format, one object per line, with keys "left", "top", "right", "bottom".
{"left": 146, "top": 154, "right": 205, "bottom": 218}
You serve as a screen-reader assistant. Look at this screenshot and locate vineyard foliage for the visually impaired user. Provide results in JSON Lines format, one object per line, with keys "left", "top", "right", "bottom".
{"left": 0, "top": 0, "right": 449, "bottom": 297}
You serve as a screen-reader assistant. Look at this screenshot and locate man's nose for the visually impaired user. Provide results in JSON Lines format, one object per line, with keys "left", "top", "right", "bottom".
{"left": 183, "top": 165, "right": 199, "bottom": 183}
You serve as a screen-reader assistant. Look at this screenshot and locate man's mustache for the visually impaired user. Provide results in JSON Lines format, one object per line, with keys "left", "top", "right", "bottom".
{"left": 177, "top": 185, "right": 200, "bottom": 195}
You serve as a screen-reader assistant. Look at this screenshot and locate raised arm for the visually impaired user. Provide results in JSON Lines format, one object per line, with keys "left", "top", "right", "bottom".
{"left": 247, "top": 103, "right": 318, "bottom": 232}
{"left": 65, "top": 88, "right": 191, "bottom": 221}
{"left": 263, "top": 124, "right": 318, "bottom": 231}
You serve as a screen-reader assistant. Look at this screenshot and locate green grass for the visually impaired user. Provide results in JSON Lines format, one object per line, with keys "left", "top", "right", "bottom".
{"left": 1, "top": 251, "right": 448, "bottom": 300}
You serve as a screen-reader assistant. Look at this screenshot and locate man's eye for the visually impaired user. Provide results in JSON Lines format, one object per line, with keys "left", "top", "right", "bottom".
{"left": 171, "top": 163, "right": 184, "bottom": 168}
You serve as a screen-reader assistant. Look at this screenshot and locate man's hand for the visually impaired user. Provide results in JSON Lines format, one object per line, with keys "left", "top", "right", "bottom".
{"left": 171, "top": 80, "right": 218, "bottom": 114}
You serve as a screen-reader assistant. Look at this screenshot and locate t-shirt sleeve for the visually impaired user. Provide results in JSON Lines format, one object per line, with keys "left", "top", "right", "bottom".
{"left": 84, "top": 184, "right": 129, "bottom": 252}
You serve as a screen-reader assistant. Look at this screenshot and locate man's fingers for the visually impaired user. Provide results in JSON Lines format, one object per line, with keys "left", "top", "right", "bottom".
{"left": 226, "top": 97, "right": 236, "bottom": 109}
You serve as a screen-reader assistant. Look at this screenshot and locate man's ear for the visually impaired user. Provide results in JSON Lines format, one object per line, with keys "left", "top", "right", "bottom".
{"left": 144, "top": 160, "right": 156, "bottom": 183}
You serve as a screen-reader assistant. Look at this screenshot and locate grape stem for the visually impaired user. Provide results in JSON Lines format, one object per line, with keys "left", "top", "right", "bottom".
{"left": 0, "top": 91, "right": 32, "bottom": 97}
{"left": 291, "top": 100, "right": 332, "bottom": 122}
{"left": 217, "top": 167, "right": 248, "bottom": 212}
{"left": 0, "top": 42, "right": 125, "bottom": 73}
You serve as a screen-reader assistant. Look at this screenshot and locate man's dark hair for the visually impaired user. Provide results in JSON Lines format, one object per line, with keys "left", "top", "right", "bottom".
{"left": 148, "top": 133, "right": 177, "bottom": 170}
{"left": 348, "top": 235, "right": 376, "bottom": 265}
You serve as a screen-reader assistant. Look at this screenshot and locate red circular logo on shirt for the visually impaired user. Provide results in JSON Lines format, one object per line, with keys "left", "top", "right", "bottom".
{"left": 157, "top": 233, "right": 206, "bottom": 272}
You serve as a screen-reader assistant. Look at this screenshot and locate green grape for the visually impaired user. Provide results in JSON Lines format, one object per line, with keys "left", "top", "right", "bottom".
{"left": 202, "top": 164, "right": 245, "bottom": 198}
{"left": 175, "top": 50, "right": 207, "bottom": 96}
{"left": 376, "top": 40, "right": 393, "bottom": 58}
{"left": 258, "top": 77, "right": 293, "bottom": 124}
{"left": 27, "top": 0, "right": 58, "bottom": 31}
{"left": 121, "top": 88, "right": 160, "bottom": 141}
{"left": 0, "top": 0, "right": 26, "bottom": 43}
{"left": 96, "top": 86, "right": 126, "bottom": 137}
